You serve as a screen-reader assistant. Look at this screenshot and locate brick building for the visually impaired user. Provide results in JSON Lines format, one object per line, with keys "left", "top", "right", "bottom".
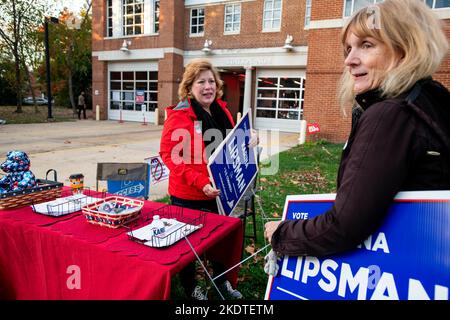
{"left": 92, "top": 0, "right": 450, "bottom": 142}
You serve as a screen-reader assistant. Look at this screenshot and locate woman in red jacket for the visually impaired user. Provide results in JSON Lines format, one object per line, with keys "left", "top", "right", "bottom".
{"left": 160, "top": 59, "right": 243, "bottom": 300}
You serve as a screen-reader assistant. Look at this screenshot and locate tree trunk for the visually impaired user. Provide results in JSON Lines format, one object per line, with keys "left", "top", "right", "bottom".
{"left": 68, "top": 68, "right": 76, "bottom": 116}
{"left": 22, "top": 61, "right": 39, "bottom": 113}
{"left": 13, "top": 47, "right": 22, "bottom": 113}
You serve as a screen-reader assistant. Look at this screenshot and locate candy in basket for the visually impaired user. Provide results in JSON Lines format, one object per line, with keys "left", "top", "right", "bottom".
{"left": 82, "top": 196, "right": 144, "bottom": 228}
{"left": 126, "top": 205, "right": 207, "bottom": 248}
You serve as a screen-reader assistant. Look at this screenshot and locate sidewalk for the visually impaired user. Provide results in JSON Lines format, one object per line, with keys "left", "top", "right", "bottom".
{"left": 0, "top": 119, "right": 300, "bottom": 200}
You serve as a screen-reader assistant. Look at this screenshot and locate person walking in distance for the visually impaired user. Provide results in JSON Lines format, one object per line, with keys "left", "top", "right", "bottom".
{"left": 77, "top": 91, "right": 87, "bottom": 120}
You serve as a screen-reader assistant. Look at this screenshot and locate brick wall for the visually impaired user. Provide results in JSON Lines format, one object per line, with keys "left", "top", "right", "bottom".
{"left": 303, "top": 26, "right": 350, "bottom": 143}
{"left": 92, "top": 56, "right": 108, "bottom": 120}
{"left": 311, "top": 0, "right": 343, "bottom": 21}
{"left": 158, "top": 0, "right": 185, "bottom": 48}
{"left": 434, "top": 20, "right": 450, "bottom": 89}
{"left": 91, "top": 1, "right": 449, "bottom": 141}
{"left": 184, "top": 0, "right": 308, "bottom": 50}
{"left": 91, "top": 0, "right": 104, "bottom": 52}
{"left": 157, "top": 53, "right": 184, "bottom": 123}
{"left": 304, "top": 4, "right": 450, "bottom": 143}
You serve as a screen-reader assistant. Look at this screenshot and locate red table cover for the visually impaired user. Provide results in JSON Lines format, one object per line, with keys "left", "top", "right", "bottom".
{"left": 0, "top": 195, "right": 243, "bottom": 300}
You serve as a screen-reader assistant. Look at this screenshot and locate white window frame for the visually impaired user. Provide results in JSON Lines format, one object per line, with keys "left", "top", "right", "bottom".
{"left": 224, "top": 3, "right": 241, "bottom": 35}
{"left": 344, "top": 0, "right": 449, "bottom": 18}
{"left": 153, "top": 0, "right": 160, "bottom": 33}
{"left": 106, "top": 0, "right": 113, "bottom": 37}
{"left": 304, "top": 0, "right": 311, "bottom": 27}
{"left": 343, "top": 0, "right": 383, "bottom": 17}
{"left": 255, "top": 76, "right": 305, "bottom": 121}
{"left": 190, "top": 7, "right": 205, "bottom": 37}
{"left": 109, "top": 70, "right": 158, "bottom": 113}
{"left": 262, "top": 0, "right": 282, "bottom": 32}
{"left": 122, "top": 0, "right": 145, "bottom": 36}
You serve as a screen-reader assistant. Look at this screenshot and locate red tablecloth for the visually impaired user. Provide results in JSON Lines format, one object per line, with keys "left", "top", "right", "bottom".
{"left": 0, "top": 196, "right": 243, "bottom": 300}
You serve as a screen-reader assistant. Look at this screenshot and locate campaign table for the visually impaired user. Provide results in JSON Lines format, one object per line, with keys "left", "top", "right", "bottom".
{"left": 0, "top": 195, "right": 243, "bottom": 299}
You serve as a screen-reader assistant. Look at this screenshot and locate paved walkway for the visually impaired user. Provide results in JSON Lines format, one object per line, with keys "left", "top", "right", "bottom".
{"left": 0, "top": 119, "right": 300, "bottom": 200}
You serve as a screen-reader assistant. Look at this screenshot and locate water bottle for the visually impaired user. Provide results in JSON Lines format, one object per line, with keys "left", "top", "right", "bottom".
{"left": 151, "top": 215, "right": 166, "bottom": 237}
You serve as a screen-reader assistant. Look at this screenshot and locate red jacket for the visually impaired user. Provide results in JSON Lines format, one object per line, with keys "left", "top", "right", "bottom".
{"left": 159, "top": 98, "right": 235, "bottom": 200}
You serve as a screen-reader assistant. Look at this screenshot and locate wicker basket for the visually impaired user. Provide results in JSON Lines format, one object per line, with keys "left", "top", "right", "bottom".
{"left": 82, "top": 196, "right": 144, "bottom": 229}
{"left": 0, "top": 179, "right": 63, "bottom": 210}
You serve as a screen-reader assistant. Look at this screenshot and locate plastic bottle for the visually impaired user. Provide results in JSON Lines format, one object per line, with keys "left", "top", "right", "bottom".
{"left": 151, "top": 215, "right": 166, "bottom": 237}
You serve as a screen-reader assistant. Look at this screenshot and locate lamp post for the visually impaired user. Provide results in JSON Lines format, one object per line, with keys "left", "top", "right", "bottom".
{"left": 44, "top": 16, "right": 59, "bottom": 120}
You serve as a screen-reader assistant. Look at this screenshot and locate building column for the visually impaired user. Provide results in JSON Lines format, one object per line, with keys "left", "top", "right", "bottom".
{"left": 243, "top": 66, "right": 253, "bottom": 116}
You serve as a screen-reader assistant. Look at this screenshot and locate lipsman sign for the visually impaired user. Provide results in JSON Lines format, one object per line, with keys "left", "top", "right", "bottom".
{"left": 265, "top": 191, "right": 450, "bottom": 300}
{"left": 207, "top": 111, "right": 258, "bottom": 215}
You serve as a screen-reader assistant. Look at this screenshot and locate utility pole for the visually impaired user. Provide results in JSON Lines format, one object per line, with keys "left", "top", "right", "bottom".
{"left": 44, "top": 16, "right": 59, "bottom": 120}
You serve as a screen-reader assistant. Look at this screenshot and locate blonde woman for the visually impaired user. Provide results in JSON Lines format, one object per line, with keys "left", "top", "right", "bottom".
{"left": 265, "top": 0, "right": 450, "bottom": 257}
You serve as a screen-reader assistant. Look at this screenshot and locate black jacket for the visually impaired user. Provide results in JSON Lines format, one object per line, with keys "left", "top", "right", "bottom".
{"left": 271, "top": 78, "right": 450, "bottom": 257}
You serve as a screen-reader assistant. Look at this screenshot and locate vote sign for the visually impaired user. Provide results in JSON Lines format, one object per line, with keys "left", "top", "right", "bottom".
{"left": 207, "top": 110, "right": 259, "bottom": 215}
{"left": 265, "top": 191, "right": 450, "bottom": 300}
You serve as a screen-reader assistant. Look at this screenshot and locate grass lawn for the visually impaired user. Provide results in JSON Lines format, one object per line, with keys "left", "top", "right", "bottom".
{"left": 0, "top": 105, "right": 76, "bottom": 124}
{"left": 154, "top": 140, "right": 344, "bottom": 300}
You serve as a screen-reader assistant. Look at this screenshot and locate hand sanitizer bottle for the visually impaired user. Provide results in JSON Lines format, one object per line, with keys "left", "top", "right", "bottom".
{"left": 151, "top": 215, "right": 166, "bottom": 237}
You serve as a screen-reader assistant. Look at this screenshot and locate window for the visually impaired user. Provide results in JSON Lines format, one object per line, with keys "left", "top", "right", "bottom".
{"left": 344, "top": 0, "right": 449, "bottom": 17}
{"left": 122, "top": 0, "right": 144, "bottom": 36}
{"left": 256, "top": 77, "right": 305, "bottom": 121}
{"left": 110, "top": 71, "right": 158, "bottom": 112}
{"left": 425, "top": 0, "right": 450, "bottom": 8}
{"left": 224, "top": 3, "right": 241, "bottom": 34}
{"left": 106, "top": 0, "right": 113, "bottom": 37}
{"left": 154, "top": 0, "right": 160, "bottom": 33}
{"left": 344, "top": 0, "right": 383, "bottom": 17}
{"left": 190, "top": 8, "right": 205, "bottom": 36}
{"left": 304, "top": 0, "right": 311, "bottom": 27}
{"left": 263, "top": 0, "right": 282, "bottom": 31}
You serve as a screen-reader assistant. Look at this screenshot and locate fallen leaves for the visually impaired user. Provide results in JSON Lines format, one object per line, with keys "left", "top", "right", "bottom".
{"left": 280, "top": 170, "right": 328, "bottom": 193}
{"left": 245, "top": 244, "right": 255, "bottom": 254}
{"left": 271, "top": 212, "right": 280, "bottom": 218}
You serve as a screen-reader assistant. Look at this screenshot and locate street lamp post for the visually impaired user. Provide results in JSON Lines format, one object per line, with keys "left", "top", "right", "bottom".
{"left": 44, "top": 16, "right": 59, "bottom": 120}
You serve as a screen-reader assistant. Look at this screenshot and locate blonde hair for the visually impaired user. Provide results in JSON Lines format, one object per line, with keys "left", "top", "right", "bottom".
{"left": 339, "top": 0, "right": 449, "bottom": 112}
{"left": 178, "top": 58, "right": 223, "bottom": 101}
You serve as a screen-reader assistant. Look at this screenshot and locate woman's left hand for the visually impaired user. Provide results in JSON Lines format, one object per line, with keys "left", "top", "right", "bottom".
{"left": 248, "top": 129, "right": 259, "bottom": 148}
{"left": 264, "top": 220, "right": 282, "bottom": 243}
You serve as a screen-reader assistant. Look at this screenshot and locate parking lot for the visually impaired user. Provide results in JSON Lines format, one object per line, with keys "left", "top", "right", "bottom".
{"left": 0, "top": 119, "right": 300, "bottom": 200}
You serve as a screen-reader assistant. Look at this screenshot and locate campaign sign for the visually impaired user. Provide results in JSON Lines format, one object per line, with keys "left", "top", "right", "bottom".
{"left": 265, "top": 191, "right": 450, "bottom": 300}
{"left": 307, "top": 123, "right": 320, "bottom": 134}
{"left": 207, "top": 110, "right": 259, "bottom": 216}
{"left": 135, "top": 90, "right": 145, "bottom": 104}
{"left": 107, "top": 179, "right": 148, "bottom": 198}
{"left": 144, "top": 155, "right": 170, "bottom": 185}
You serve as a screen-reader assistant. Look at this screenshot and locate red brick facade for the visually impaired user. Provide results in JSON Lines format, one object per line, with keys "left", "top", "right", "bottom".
{"left": 305, "top": 0, "right": 450, "bottom": 142}
{"left": 91, "top": 0, "right": 450, "bottom": 142}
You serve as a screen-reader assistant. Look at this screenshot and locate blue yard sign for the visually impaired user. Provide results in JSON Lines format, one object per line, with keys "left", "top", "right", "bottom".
{"left": 107, "top": 179, "right": 148, "bottom": 198}
{"left": 265, "top": 191, "right": 450, "bottom": 300}
{"left": 207, "top": 110, "right": 259, "bottom": 215}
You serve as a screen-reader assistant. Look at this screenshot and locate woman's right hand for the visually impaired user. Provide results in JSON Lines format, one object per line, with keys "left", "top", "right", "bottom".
{"left": 202, "top": 184, "right": 220, "bottom": 198}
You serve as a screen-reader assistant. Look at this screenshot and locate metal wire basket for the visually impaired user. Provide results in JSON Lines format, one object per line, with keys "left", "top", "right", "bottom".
{"left": 126, "top": 205, "right": 207, "bottom": 248}
{"left": 31, "top": 188, "right": 106, "bottom": 217}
